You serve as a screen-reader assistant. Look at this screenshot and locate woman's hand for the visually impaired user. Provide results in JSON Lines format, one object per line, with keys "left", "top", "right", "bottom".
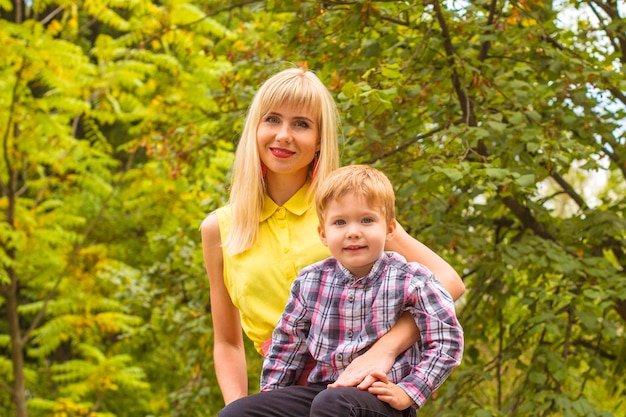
{"left": 327, "top": 348, "right": 396, "bottom": 390}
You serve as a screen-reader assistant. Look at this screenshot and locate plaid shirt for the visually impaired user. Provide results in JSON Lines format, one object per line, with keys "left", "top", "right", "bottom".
{"left": 261, "top": 252, "right": 464, "bottom": 408}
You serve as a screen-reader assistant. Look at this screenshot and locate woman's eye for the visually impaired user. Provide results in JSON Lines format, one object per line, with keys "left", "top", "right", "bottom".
{"left": 266, "top": 116, "right": 279, "bottom": 123}
{"left": 295, "top": 120, "right": 309, "bottom": 128}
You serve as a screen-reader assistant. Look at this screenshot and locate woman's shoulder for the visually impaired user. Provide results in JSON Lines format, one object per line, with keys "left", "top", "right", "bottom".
{"left": 199, "top": 213, "right": 219, "bottom": 244}
{"left": 200, "top": 206, "right": 231, "bottom": 243}
{"left": 200, "top": 206, "right": 231, "bottom": 229}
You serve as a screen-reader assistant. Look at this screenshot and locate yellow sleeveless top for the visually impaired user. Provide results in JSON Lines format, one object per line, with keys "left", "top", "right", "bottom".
{"left": 216, "top": 182, "right": 330, "bottom": 354}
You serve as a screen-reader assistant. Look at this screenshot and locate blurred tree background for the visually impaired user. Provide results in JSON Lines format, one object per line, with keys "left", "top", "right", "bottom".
{"left": 0, "top": 0, "right": 624, "bottom": 416}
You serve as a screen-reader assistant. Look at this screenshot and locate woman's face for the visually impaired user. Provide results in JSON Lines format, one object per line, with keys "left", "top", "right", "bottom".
{"left": 257, "top": 104, "right": 320, "bottom": 181}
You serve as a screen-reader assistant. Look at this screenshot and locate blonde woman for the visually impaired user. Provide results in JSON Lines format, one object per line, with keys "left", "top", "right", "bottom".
{"left": 200, "top": 68, "right": 465, "bottom": 405}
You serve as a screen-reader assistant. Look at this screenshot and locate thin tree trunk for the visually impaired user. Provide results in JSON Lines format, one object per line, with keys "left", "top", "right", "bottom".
{"left": 2, "top": 91, "right": 27, "bottom": 416}
{"left": 5, "top": 269, "right": 27, "bottom": 417}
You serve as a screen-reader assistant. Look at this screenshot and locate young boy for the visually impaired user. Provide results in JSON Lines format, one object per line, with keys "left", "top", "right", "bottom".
{"left": 219, "top": 165, "right": 463, "bottom": 417}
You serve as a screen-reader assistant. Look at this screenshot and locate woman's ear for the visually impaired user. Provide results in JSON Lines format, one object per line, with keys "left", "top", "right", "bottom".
{"left": 318, "top": 224, "right": 328, "bottom": 246}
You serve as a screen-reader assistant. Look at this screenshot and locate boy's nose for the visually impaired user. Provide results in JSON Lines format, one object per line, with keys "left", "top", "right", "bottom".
{"left": 346, "top": 225, "right": 361, "bottom": 238}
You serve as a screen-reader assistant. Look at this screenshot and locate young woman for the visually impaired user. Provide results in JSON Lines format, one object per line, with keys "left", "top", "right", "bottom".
{"left": 200, "top": 68, "right": 465, "bottom": 405}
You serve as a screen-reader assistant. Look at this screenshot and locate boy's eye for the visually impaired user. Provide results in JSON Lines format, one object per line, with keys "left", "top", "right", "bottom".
{"left": 333, "top": 219, "right": 346, "bottom": 225}
{"left": 361, "top": 218, "right": 374, "bottom": 224}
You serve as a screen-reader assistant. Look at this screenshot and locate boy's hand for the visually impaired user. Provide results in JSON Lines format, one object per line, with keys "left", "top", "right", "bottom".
{"left": 367, "top": 371, "right": 414, "bottom": 411}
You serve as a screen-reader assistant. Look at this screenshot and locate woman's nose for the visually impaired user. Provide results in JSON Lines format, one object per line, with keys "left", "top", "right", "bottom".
{"left": 275, "top": 123, "right": 292, "bottom": 142}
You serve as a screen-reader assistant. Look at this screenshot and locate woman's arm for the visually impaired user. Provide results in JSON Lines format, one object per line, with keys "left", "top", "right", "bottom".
{"left": 200, "top": 213, "right": 249, "bottom": 405}
{"left": 386, "top": 221, "right": 465, "bottom": 300}
{"left": 328, "top": 312, "right": 417, "bottom": 389}
{"left": 330, "top": 220, "right": 464, "bottom": 389}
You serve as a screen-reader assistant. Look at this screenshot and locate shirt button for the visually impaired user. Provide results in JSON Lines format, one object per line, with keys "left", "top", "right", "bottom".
{"left": 276, "top": 208, "right": 286, "bottom": 219}
{"left": 346, "top": 330, "right": 353, "bottom": 338}
{"left": 348, "top": 293, "right": 355, "bottom": 302}
{"left": 283, "top": 247, "right": 289, "bottom": 254}
{"left": 336, "top": 353, "right": 343, "bottom": 362}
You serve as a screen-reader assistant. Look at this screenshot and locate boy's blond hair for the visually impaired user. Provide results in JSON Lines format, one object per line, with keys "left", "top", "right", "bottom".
{"left": 315, "top": 165, "right": 396, "bottom": 226}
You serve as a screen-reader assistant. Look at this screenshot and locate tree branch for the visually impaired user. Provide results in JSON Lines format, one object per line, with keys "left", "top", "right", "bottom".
{"left": 432, "top": 0, "right": 476, "bottom": 126}
{"left": 40, "top": 6, "right": 64, "bottom": 25}
{"left": 362, "top": 125, "right": 446, "bottom": 164}
{"left": 541, "top": 11, "right": 626, "bottom": 107}
{"left": 616, "top": 300, "right": 626, "bottom": 323}
{"left": 0, "top": 380, "right": 12, "bottom": 395}
{"left": 550, "top": 172, "right": 587, "bottom": 210}
{"left": 500, "top": 195, "right": 553, "bottom": 240}
{"left": 478, "top": 0, "right": 500, "bottom": 61}
{"left": 588, "top": 0, "right": 626, "bottom": 64}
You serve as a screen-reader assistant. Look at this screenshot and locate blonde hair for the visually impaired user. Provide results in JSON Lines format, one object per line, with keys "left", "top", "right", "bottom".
{"left": 225, "top": 68, "right": 340, "bottom": 255}
{"left": 315, "top": 165, "right": 396, "bottom": 226}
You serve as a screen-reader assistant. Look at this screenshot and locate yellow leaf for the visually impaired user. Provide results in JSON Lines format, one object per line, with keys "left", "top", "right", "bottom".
{"left": 506, "top": 15, "right": 518, "bottom": 25}
{"left": 48, "top": 20, "right": 62, "bottom": 36}
{"left": 234, "top": 39, "right": 246, "bottom": 51}
{"left": 521, "top": 18, "right": 538, "bottom": 27}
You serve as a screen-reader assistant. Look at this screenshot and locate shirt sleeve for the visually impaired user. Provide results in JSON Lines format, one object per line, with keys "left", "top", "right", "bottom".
{"left": 397, "top": 267, "right": 464, "bottom": 408}
{"left": 260, "top": 272, "right": 312, "bottom": 390}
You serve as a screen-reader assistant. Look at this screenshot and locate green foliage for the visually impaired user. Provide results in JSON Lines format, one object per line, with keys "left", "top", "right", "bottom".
{"left": 243, "top": 1, "right": 626, "bottom": 416}
{"left": 0, "top": 0, "right": 624, "bottom": 416}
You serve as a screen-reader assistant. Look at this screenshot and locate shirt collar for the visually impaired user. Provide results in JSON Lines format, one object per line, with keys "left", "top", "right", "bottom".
{"left": 260, "top": 181, "right": 313, "bottom": 222}
{"left": 339, "top": 253, "right": 388, "bottom": 286}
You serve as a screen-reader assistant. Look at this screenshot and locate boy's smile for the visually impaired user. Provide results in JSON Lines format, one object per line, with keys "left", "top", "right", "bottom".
{"left": 318, "top": 192, "right": 395, "bottom": 278}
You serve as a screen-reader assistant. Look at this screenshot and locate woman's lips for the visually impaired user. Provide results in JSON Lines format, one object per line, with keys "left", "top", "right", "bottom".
{"left": 270, "top": 147, "right": 295, "bottom": 158}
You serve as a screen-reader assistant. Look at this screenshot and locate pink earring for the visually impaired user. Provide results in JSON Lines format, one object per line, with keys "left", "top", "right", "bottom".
{"left": 260, "top": 161, "right": 267, "bottom": 178}
{"left": 311, "top": 153, "right": 320, "bottom": 181}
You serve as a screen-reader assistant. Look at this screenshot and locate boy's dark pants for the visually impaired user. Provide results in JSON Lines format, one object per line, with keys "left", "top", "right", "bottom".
{"left": 218, "top": 383, "right": 415, "bottom": 417}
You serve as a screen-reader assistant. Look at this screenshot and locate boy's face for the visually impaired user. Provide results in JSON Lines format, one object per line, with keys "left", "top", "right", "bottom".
{"left": 318, "top": 192, "right": 396, "bottom": 278}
